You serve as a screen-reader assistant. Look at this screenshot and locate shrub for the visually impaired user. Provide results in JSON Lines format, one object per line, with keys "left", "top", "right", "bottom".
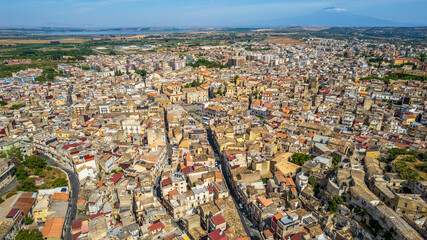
{"left": 6, "top": 191, "right": 17, "bottom": 199}
{"left": 24, "top": 155, "right": 47, "bottom": 169}
{"left": 52, "top": 178, "right": 68, "bottom": 188}
{"left": 17, "top": 179, "right": 36, "bottom": 192}
{"left": 24, "top": 216, "right": 33, "bottom": 225}
{"left": 34, "top": 168, "right": 43, "bottom": 176}
{"left": 291, "top": 153, "right": 311, "bottom": 166}
{"left": 15, "top": 229, "right": 43, "bottom": 240}
{"left": 15, "top": 166, "right": 28, "bottom": 180}
{"left": 393, "top": 160, "right": 420, "bottom": 182}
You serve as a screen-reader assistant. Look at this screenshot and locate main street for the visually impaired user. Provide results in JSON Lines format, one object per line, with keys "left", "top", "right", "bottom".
{"left": 188, "top": 107, "right": 261, "bottom": 239}
{"left": 207, "top": 126, "right": 261, "bottom": 240}
{"left": 38, "top": 153, "right": 79, "bottom": 240}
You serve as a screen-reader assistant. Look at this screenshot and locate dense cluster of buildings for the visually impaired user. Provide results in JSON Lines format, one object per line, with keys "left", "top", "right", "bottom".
{"left": 0, "top": 37, "right": 426, "bottom": 240}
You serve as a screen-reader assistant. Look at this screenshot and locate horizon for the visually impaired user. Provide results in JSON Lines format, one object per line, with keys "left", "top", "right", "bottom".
{"left": 1, "top": 0, "right": 427, "bottom": 28}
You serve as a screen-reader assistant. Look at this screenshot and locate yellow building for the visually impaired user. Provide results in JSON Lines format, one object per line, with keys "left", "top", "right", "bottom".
{"left": 182, "top": 87, "right": 208, "bottom": 104}
{"left": 248, "top": 127, "right": 264, "bottom": 141}
{"left": 365, "top": 146, "right": 380, "bottom": 159}
{"left": 33, "top": 197, "right": 53, "bottom": 223}
{"left": 270, "top": 152, "right": 294, "bottom": 171}
{"left": 251, "top": 159, "right": 270, "bottom": 176}
{"left": 54, "top": 98, "right": 67, "bottom": 107}
{"left": 274, "top": 161, "right": 301, "bottom": 177}
{"left": 394, "top": 194, "right": 427, "bottom": 215}
{"left": 56, "top": 130, "right": 75, "bottom": 140}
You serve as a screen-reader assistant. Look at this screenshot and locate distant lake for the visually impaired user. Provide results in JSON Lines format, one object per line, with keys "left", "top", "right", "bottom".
{"left": 40, "top": 30, "right": 192, "bottom": 35}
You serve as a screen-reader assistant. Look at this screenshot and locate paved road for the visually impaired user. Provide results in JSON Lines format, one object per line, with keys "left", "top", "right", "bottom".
{"left": 207, "top": 126, "right": 260, "bottom": 240}
{"left": 38, "top": 153, "right": 79, "bottom": 240}
{"left": 68, "top": 83, "right": 74, "bottom": 106}
{"left": 0, "top": 178, "right": 18, "bottom": 198}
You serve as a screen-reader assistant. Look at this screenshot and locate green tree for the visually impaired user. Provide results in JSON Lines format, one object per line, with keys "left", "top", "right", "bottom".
{"left": 308, "top": 177, "right": 320, "bottom": 195}
{"left": 0, "top": 101, "right": 7, "bottom": 106}
{"left": 387, "top": 148, "right": 418, "bottom": 162}
{"left": 9, "top": 104, "right": 26, "bottom": 110}
{"left": 0, "top": 146, "right": 23, "bottom": 160}
{"left": 291, "top": 153, "right": 311, "bottom": 166}
{"left": 34, "top": 168, "right": 44, "bottom": 176}
{"left": 15, "top": 229, "right": 43, "bottom": 240}
{"left": 24, "top": 155, "right": 47, "bottom": 169}
{"left": 328, "top": 199, "right": 338, "bottom": 213}
{"left": 114, "top": 70, "right": 122, "bottom": 76}
{"left": 17, "top": 178, "right": 36, "bottom": 192}
{"left": 135, "top": 70, "right": 147, "bottom": 77}
{"left": 421, "top": 162, "right": 427, "bottom": 173}
{"left": 332, "top": 155, "right": 341, "bottom": 166}
{"left": 15, "top": 166, "right": 29, "bottom": 180}
{"left": 333, "top": 195, "right": 344, "bottom": 204}
{"left": 24, "top": 216, "right": 34, "bottom": 225}
{"left": 308, "top": 177, "right": 317, "bottom": 187}
{"left": 233, "top": 75, "right": 239, "bottom": 83}
{"left": 393, "top": 160, "right": 420, "bottom": 182}
{"left": 52, "top": 178, "right": 68, "bottom": 188}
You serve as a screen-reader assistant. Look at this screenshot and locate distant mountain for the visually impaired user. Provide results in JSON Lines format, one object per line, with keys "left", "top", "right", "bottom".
{"left": 263, "top": 7, "right": 414, "bottom": 27}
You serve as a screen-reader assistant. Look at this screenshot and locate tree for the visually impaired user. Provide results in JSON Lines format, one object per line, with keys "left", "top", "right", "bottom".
{"left": 332, "top": 155, "right": 341, "bottom": 166}
{"left": 387, "top": 148, "right": 418, "bottom": 161}
{"left": 52, "top": 178, "right": 68, "bottom": 188}
{"left": 308, "top": 177, "right": 317, "bottom": 187}
{"left": 15, "top": 229, "right": 43, "bottom": 240}
{"left": 9, "top": 104, "right": 26, "bottom": 110}
{"left": 421, "top": 162, "right": 427, "bottom": 173}
{"left": 233, "top": 75, "right": 239, "bottom": 83}
{"left": 135, "top": 70, "right": 147, "bottom": 77}
{"left": 114, "top": 70, "right": 122, "bottom": 76}
{"left": 24, "top": 155, "right": 47, "bottom": 169}
{"left": 328, "top": 199, "right": 338, "bottom": 213}
{"left": 17, "top": 179, "right": 36, "bottom": 192}
{"left": 291, "top": 153, "right": 311, "bottom": 166}
{"left": 24, "top": 216, "right": 33, "bottom": 225}
{"left": 0, "top": 146, "right": 23, "bottom": 160}
{"left": 333, "top": 195, "right": 344, "bottom": 204}
{"left": 15, "top": 166, "right": 28, "bottom": 180}
{"left": 393, "top": 160, "right": 420, "bottom": 182}
{"left": 0, "top": 101, "right": 7, "bottom": 106}
{"left": 308, "top": 176, "right": 320, "bottom": 195}
{"left": 34, "top": 168, "right": 43, "bottom": 176}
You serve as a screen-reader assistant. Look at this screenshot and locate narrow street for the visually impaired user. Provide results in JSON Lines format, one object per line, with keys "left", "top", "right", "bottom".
{"left": 207, "top": 126, "right": 261, "bottom": 240}
{"left": 37, "top": 153, "right": 79, "bottom": 240}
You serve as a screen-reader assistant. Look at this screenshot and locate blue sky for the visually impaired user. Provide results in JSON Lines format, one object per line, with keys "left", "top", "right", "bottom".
{"left": 1, "top": 0, "right": 426, "bottom": 27}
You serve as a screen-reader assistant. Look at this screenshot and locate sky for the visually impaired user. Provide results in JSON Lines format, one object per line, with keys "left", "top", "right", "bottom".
{"left": 1, "top": 0, "right": 426, "bottom": 27}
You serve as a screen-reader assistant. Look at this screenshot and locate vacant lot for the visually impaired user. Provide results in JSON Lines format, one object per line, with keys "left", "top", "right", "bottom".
{"left": 407, "top": 160, "right": 427, "bottom": 180}
{"left": 264, "top": 37, "right": 304, "bottom": 45}
{"left": 35, "top": 166, "right": 68, "bottom": 189}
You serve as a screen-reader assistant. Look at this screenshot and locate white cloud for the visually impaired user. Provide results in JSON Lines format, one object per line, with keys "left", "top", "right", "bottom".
{"left": 322, "top": 7, "right": 347, "bottom": 12}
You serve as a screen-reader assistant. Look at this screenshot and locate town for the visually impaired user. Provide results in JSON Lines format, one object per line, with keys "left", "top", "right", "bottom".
{"left": 0, "top": 33, "right": 426, "bottom": 240}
